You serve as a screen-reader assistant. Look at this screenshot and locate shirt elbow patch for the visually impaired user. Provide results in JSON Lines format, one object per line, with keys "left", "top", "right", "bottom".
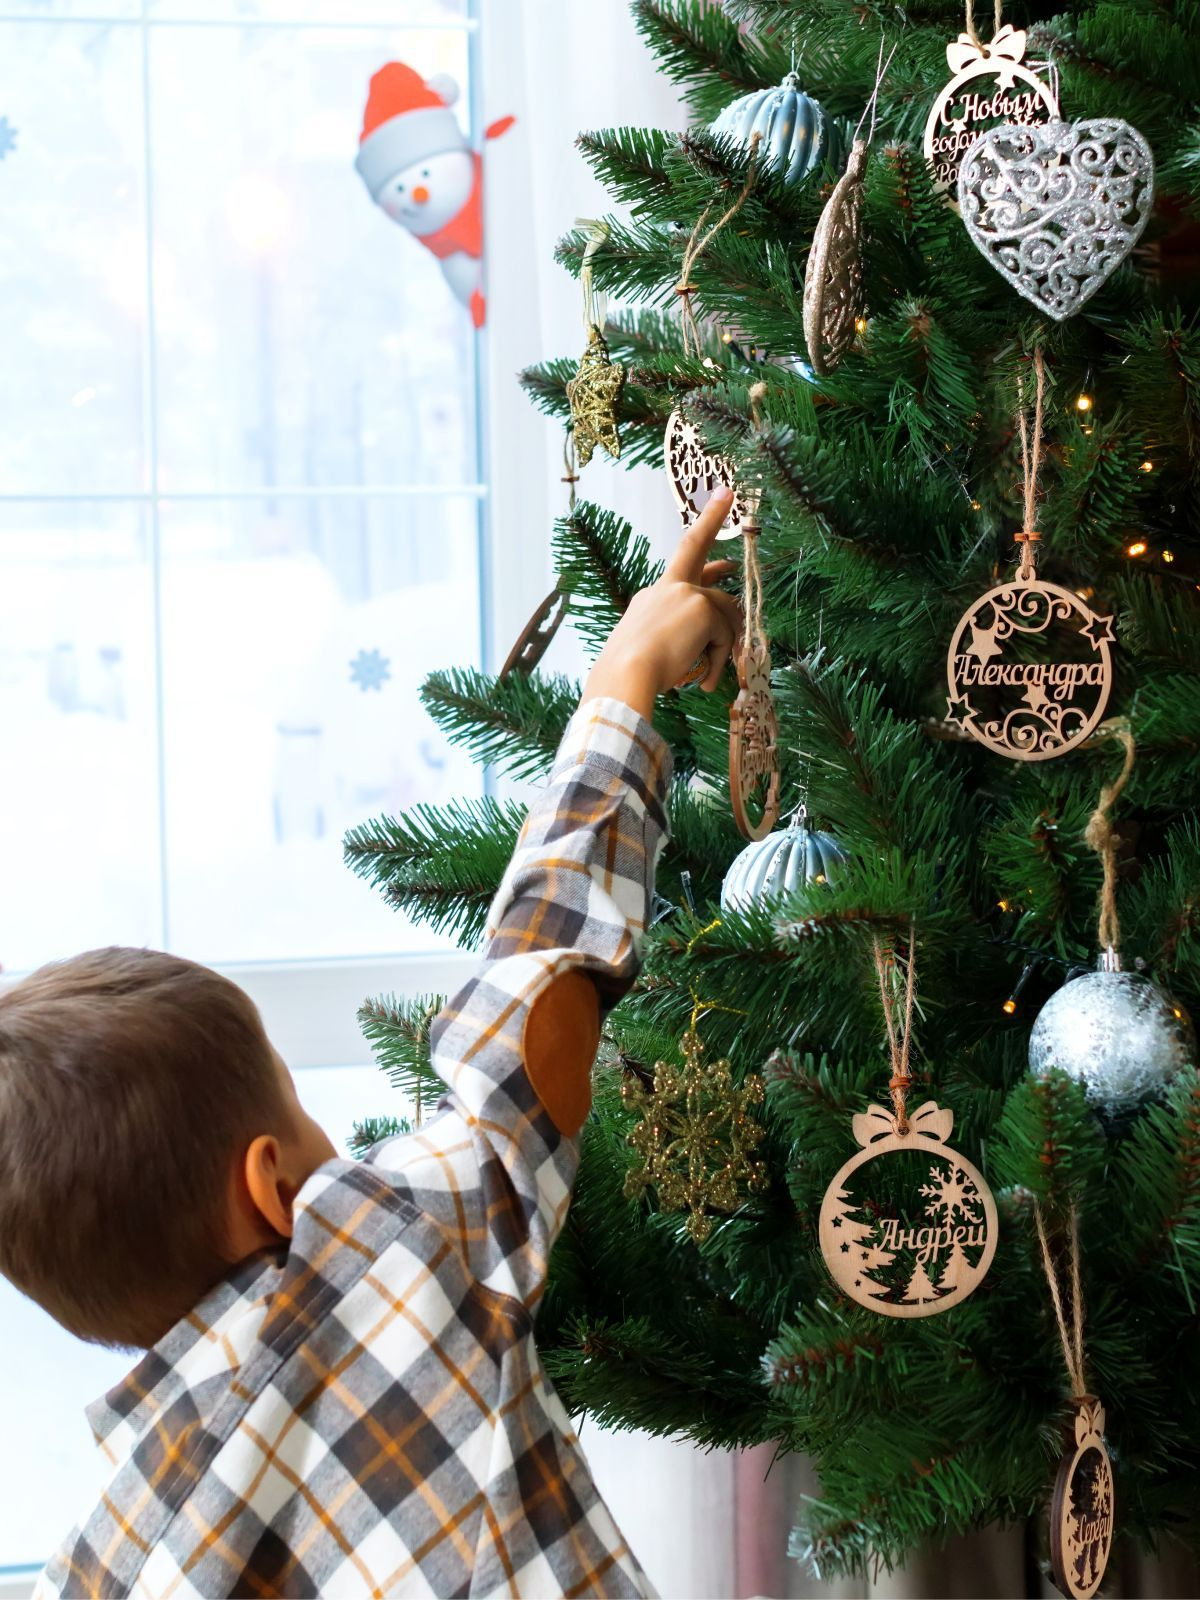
{"left": 521, "top": 968, "right": 600, "bottom": 1137}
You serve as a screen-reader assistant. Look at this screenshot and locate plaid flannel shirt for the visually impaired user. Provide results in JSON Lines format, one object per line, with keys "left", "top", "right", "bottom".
{"left": 36, "top": 695, "right": 672, "bottom": 1600}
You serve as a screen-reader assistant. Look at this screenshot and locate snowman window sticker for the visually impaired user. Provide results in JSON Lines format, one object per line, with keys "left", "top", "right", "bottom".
{"left": 355, "top": 62, "right": 514, "bottom": 328}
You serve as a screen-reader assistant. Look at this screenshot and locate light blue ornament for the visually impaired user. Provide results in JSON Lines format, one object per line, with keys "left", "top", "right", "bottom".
{"left": 710, "top": 72, "right": 842, "bottom": 188}
{"left": 721, "top": 808, "right": 846, "bottom": 913}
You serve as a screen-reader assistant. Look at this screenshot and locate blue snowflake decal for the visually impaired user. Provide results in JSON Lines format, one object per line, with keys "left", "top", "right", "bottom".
{"left": 0, "top": 119, "right": 16, "bottom": 161}
{"left": 349, "top": 647, "right": 391, "bottom": 692}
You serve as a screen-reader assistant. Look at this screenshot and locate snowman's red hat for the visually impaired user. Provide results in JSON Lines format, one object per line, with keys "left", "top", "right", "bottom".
{"left": 355, "top": 63, "right": 466, "bottom": 200}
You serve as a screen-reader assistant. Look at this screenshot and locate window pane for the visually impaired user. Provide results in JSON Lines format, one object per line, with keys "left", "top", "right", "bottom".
{"left": 0, "top": 23, "right": 146, "bottom": 494}
{"left": 0, "top": 2, "right": 136, "bottom": 15}
{"left": 158, "top": 493, "right": 483, "bottom": 964}
{"left": 148, "top": 24, "right": 477, "bottom": 492}
{"left": 0, "top": 504, "right": 161, "bottom": 973}
{"left": 0, "top": 1061, "right": 402, "bottom": 1572}
{"left": 149, "top": 1, "right": 467, "bottom": 18}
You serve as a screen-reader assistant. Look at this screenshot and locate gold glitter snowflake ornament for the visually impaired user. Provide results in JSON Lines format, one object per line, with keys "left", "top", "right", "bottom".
{"left": 621, "top": 1028, "right": 768, "bottom": 1242}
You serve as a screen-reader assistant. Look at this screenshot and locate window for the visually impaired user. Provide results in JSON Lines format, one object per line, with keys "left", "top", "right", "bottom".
{"left": 0, "top": 0, "right": 485, "bottom": 978}
{"left": 0, "top": 0, "right": 495, "bottom": 1575}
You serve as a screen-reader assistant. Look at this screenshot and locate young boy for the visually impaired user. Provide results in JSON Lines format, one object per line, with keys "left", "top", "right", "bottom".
{"left": 4, "top": 491, "right": 740, "bottom": 1599}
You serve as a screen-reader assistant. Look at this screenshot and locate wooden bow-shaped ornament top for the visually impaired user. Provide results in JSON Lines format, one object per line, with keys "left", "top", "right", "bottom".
{"left": 851, "top": 1099, "right": 955, "bottom": 1149}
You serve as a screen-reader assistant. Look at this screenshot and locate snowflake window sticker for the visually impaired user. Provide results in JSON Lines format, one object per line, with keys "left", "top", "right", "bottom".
{"left": 349, "top": 648, "right": 391, "bottom": 692}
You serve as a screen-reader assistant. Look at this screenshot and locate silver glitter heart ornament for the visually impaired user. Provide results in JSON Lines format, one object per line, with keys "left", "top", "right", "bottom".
{"left": 957, "top": 118, "right": 1155, "bottom": 321}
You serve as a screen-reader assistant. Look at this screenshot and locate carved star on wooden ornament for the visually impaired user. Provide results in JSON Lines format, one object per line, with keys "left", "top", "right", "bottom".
{"left": 566, "top": 322, "right": 626, "bottom": 467}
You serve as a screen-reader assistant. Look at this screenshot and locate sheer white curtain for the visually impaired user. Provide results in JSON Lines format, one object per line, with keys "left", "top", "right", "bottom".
{"left": 479, "top": 4, "right": 760, "bottom": 1595}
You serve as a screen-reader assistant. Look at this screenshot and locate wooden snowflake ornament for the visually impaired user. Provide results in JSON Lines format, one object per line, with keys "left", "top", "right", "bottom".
{"left": 818, "top": 1100, "right": 998, "bottom": 1317}
{"left": 622, "top": 1029, "right": 768, "bottom": 1242}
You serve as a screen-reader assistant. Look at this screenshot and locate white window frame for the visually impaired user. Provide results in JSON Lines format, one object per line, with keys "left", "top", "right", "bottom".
{"left": 0, "top": 0, "right": 556, "bottom": 1066}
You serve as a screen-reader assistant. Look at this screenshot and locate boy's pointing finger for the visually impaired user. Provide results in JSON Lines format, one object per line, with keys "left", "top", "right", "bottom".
{"left": 663, "top": 487, "right": 735, "bottom": 582}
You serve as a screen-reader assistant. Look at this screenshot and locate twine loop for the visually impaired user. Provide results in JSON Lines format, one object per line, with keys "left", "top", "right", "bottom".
{"left": 576, "top": 218, "right": 609, "bottom": 335}
{"left": 1084, "top": 721, "right": 1136, "bottom": 956}
{"left": 1016, "top": 348, "right": 1047, "bottom": 579}
{"left": 1034, "top": 1202, "right": 1088, "bottom": 1399}
{"left": 871, "top": 921, "right": 918, "bottom": 1132}
{"left": 675, "top": 132, "right": 761, "bottom": 360}
{"left": 964, "top": 0, "right": 1004, "bottom": 47}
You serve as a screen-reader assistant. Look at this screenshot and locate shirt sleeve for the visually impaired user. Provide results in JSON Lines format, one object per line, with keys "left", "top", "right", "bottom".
{"left": 422, "top": 694, "right": 672, "bottom": 1308}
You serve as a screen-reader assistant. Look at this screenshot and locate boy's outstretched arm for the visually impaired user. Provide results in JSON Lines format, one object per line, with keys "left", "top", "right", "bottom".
{"left": 410, "top": 488, "right": 741, "bottom": 1307}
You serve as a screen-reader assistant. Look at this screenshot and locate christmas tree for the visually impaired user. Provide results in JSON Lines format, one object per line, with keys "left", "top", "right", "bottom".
{"left": 343, "top": 0, "right": 1200, "bottom": 1580}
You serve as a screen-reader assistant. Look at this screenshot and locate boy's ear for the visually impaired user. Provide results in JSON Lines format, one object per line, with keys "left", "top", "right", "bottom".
{"left": 243, "top": 1135, "right": 295, "bottom": 1239}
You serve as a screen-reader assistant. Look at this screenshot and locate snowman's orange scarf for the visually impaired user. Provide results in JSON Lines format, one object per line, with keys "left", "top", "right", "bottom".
{"left": 417, "top": 118, "right": 514, "bottom": 262}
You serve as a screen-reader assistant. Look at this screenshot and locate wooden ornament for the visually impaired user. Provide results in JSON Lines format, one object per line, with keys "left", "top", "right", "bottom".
{"left": 946, "top": 566, "right": 1115, "bottom": 760}
{"left": 803, "top": 138, "right": 867, "bottom": 376}
{"left": 664, "top": 409, "right": 749, "bottom": 541}
{"left": 1050, "top": 1398, "right": 1115, "bottom": 1599}
{"left": 922, "top": 24, "right": 1059, "bottom": 203}
{"left": 499, "top": 587, "right": 568, "bottom": 679}
{"left": 729, "top": 638, "right": 780, "bottom": 841}
{"left": 819, "top": 1099, "right": 998, "bottom": 1317}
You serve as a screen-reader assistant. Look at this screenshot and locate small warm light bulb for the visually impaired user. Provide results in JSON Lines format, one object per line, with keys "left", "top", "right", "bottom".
{"left": 1002, "top": 998, "right": 1017, "bottom": 1015}
{"left": 1126, "top": 539, "right": 1148, "bottom": 557}
{"left": 814, "top": 873, "right": 826, "bottom": 884}
{"left": 1076, "top": 585, "right": 1095, "bottom": 600}
{"left": 1163, "top": 548, "right": 1176, "bottom": 563}
{"left": 855, "top": 316, "right": 868, "bottom": 333}
{"left": 722, "top": 330, "right": 733, "bottom": 343}
{"left": 1076, "top": 393, "right": 1093, "bottom": 412}
{"left": 997, "top": 899, "right": 1011, "bottom": 911}
{"left": 1140, "top": 460, "right": 1155, "bottom": 473}
{"left": 1174, "top": 1007, "right": 1184, "bottom": 1019}
{"left": 970, "top": 499, "right": 982, "bottom": 511}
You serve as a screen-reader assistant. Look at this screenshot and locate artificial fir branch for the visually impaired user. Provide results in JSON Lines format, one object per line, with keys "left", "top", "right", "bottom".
{"left": 343, "top": 795, "right": 523, "bottom": 945}
{"left": 420, "top": 667, "right": 575, "bottom": 782}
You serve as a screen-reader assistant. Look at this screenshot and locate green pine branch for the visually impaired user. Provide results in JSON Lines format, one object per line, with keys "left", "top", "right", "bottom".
{"left": 343, "top": 795, "right": 524, "bottom": 946}
{"left": 421, "top": 666, "right": 577, "bottom": 782}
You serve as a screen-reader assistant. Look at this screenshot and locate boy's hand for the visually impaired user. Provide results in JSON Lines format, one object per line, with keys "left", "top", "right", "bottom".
{"left": 579, "top": 488, "right": 744, "bottom": 721}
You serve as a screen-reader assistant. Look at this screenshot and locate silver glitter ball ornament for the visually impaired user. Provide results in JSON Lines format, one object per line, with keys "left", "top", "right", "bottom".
{"left": 721, "top": 810, "right": 846, "bottom": 913}
{"left": 957, "top": 117, "right": 1155, "bottom": 322}
{"left": 710, "top": 73, "right": 842, "bottom": 189}
{"left": 1028, "top": 953, "right": 1195, "bottom": 1115}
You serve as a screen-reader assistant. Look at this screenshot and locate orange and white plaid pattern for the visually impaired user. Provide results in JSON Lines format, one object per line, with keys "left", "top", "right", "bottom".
{"left": 36, "top": 696, "right": 671, "bottom": 1599}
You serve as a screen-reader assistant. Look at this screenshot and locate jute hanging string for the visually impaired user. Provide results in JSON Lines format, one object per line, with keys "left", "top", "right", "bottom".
{"left": 871, "top": 922, "right": 919, "bottom": 1133}
{"left": 675, "top": 131, "right": 762, "bottom": 360}
{"left": 1083, "top": 721, "right": 1137, "bottom": 955}
{"left": 1035, "top": 1202, "right": 1088, "bottom": 1398}
{"left": 964, "top": 0, "right": 1004, "bottom": 46}
{"left": 1016, "top": 345, "right": 1047, "bottom": 579}
{"left": 740, "top": 380, "right": 770, "bottom": 655}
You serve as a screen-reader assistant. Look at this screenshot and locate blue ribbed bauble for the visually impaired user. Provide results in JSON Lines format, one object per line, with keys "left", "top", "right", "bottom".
{"left": 720, "top": 813, "right": 846, "bottom": 913}
{"left": 710, "top": 72, "right": 842, "bottom": 188}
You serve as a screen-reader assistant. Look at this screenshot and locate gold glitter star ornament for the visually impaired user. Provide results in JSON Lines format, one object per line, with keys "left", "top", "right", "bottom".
{"left": 565, "top": 322, "right": 626, "bottom": 468}
{"left": 621, "top": 1028, "right": 768, "bottom": 1242}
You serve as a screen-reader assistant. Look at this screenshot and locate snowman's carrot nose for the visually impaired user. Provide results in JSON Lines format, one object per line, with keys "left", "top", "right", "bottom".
{"left": 412, "top": 184, "right": 430, "bottom": 205}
